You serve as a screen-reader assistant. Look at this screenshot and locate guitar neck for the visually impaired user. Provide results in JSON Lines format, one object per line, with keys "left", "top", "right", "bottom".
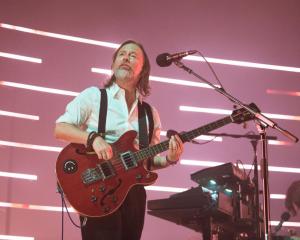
{"left": 134, "top": 115, "right": 233, "bottom": 161}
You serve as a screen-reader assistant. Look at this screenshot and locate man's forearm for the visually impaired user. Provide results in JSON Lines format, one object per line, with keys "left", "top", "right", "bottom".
{"left": 54, "top": 122, "right": 89, "bottom": 144}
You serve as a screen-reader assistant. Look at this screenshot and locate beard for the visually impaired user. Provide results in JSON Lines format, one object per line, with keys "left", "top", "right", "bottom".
{"left": 114, "top": 68, "right": 134, "bottom": 81}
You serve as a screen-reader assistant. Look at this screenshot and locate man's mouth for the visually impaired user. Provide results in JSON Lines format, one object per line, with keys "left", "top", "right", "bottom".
{"left": 119, "top": 64, "right": 131, "bottom": 70}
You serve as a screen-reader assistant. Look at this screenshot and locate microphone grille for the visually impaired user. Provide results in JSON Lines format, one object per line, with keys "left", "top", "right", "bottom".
{"left": 156, "top": 53, "right": 172, "bottom": 67}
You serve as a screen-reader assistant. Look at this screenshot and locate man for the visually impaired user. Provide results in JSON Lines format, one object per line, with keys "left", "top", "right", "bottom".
{"left": 54, "top": 40, "right": 183, "bottom": 240}
{"left": 285, "top": 180, "right": 300, "bottom": 216}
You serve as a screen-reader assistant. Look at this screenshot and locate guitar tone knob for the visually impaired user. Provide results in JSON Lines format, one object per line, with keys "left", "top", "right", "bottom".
{"left": 136, "top": 174, "right": 143, "bottom": 181}
{"left": 90, "top": 195, "right": 97, "bottom": 203}
{"left": 63, "top": 159, "right": 78, "bottom": 174}
{"left": 99, "top": 185, "right": 106, "bottom": 192}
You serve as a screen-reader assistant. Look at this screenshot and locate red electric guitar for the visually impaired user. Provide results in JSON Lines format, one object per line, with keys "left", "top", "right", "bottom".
{"left": 56, "top": 103, "right": 258, "bottom": 217}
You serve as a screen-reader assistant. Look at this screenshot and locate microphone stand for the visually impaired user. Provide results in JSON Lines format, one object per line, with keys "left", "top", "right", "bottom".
{"left": 173, "top": 60, "right": 299, "bottom": 240}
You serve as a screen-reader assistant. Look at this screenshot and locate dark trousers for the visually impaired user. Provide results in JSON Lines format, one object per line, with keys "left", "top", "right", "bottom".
{"left": 80, "top": 185, "right": 146, "bottom": 240}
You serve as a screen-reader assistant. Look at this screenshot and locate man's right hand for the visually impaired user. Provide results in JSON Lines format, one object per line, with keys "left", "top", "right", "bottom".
{"left": 92, "top": 136, "right": 113, "bottom": 160}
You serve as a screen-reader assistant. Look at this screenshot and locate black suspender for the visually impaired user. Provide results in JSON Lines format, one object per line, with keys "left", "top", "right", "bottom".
{"left": 98, "top": 88, "right": 154, "bottom": 147}
{"left": 98, "top": 89, "right": 108, "bottom": 135}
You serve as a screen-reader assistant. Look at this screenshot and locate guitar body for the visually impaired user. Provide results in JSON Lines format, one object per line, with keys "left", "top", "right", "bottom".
{"left": 56, "top": 131, "right": 158, "bottom": 217}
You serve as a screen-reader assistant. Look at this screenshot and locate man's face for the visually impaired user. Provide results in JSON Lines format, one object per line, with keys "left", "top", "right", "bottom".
{"left": 112, "top": 43, "right": 144, "bottom": 87}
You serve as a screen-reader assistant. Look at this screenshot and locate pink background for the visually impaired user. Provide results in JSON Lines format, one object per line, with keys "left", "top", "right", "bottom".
{"left": 0, "top": 0, "right": 300, "bottom": 239}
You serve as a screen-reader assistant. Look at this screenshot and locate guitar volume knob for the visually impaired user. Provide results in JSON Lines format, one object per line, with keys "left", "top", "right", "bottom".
{"left": 63, "top": 159, "right": 78, "bottom": 174}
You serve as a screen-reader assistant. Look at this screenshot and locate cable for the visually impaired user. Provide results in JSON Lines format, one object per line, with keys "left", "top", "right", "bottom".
{"left": 60, "top": 191, "right": 82, "bottom": 228}
{"left": 196, "top": 50, "right": 225, "bottom": 90}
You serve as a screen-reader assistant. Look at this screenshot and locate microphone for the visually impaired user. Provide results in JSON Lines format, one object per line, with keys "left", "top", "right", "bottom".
{"left": 156, "top": 50, "right": 197, "bottom": 67}
{"left": 274, "top": 211, "right": 290, "bottom": 234}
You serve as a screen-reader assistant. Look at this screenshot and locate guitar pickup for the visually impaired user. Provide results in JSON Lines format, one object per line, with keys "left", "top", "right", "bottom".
{"left": 96, "top": 161, "right": 115, "bottom": 179}
{"left": 120, "top": 151, "right": 138, "bottom": 170}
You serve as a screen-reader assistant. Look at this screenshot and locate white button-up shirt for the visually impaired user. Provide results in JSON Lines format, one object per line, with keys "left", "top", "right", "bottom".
{"left": 56, "top": 83, "right": 161, "bottom": 147}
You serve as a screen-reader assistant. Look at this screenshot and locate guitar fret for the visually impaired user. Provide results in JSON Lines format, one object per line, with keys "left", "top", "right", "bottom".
{"left": 133, "top": 117, "right": 233, "bottom": 162}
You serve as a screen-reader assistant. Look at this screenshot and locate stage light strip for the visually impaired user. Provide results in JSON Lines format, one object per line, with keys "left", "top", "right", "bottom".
{"left": 0, "top": 235, "right": 34, "bottom": 240}
{"left": 179, "top": 105, "right": 300, "bottom": 121}
{"left": 2, "top": 23, "right": 299, "bottom": 73}
{"left": 160, "top": 131, "right": 222, "bottom": 142}
{"left": 185, "top": 55, "right": 300, "bottom": 73}
{"left": 0, "top": 110, "right": 39, "bottom": 120}
{"left": 271, "top": 221, "right": 300, "bottom": 227}
{"left": 0, "top": 140, "right": 62, "bottom": 152}
{"left": 1, "top": 203, "right": 297, "bottom": 227}
{"left": 145, "top": 186, "right": 285, "bottom": 200}
{"left": 0, "top": 202, "right": 75, "bottom": 213}
{"left": 267, "top": 89, "right": 300, "bottom": 97}
{"left": 91, "top": 68, "right": 214, "bottom": 89}
{"left": 0, "top": 171, "right": 37, "bottom": 180}
{"left": 180, "top": 160, "right": 300, "bottom": 174}
{"left": 270, "top": 194, "right": 285, "bottom": 199}
{"left": 0, "top": 51, "right": 42, "bottom": 63}
{"left": 0, "top": 23, "right": 119, "bottom": 48}
{"left": 0, "top": 81, "right": 79, "bottom": 96}
{"left": 145, "top": 186, "right": 188, "bottom": 192}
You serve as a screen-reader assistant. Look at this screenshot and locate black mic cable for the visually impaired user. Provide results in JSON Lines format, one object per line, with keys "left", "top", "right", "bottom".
{"left": 274, "top": 211, "right": 290, "bottom": 234}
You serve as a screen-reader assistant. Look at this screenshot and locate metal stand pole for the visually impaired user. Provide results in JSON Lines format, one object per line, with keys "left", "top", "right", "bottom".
{"left": 257, "top": 125, "right": 271, "bottom": 240}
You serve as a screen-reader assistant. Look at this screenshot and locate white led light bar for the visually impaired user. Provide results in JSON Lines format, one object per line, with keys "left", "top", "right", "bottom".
{"left": 267, "top": 89, "right": 300, "bottom": 97}
{"left": 180, "top": 159, "right": 300, "bottom": 174}
{"left": 0, "top": 201, "right": 75, "bottom": 213}
{"left": 270, "top": 194, "right": 285, "bottom": 199}
{"left": 145, "top": 186, "right": 188, "bottom": 192}
{"left": 179, "top": 105, "right": 300, "bottom": 121}
{"left": 0, "top": 235, "right": 34, "bottom": 240}
{"left": 185, "top": 55, "right": 300, "bottom": 73}
{"left": 2, "top": 23, "right": 300, "bottom": 72}
{"left": 91, "top": 68, "right": 215, "bottom": 89}
{"left": 270, "top": 221, "right": 300, "bottom": 227}
{"left": 0, "top": 51, "right": 42, "bottom": 63}
{"left": 0, "top": 110, "right": 39, "bottom": 120}
{"left": 0, "top": 140, "right": 62, "bottom": 152}
{"left": 0, "top": 171, "right": 37, "bottom": 180}
{"left": 0, "top": 23, "right": 119, "bottom": 48}
{"left": 0, "top": 81, "right": 79, "bottom": 96}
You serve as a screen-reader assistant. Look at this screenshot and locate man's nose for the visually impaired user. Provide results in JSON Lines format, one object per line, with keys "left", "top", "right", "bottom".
{"left": 122, "top": 54, "right": 129, "bottom": 62}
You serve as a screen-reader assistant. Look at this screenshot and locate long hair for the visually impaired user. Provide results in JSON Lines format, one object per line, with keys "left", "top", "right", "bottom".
{"left": 104, "top": 40, "right": 151, "bottom": 97}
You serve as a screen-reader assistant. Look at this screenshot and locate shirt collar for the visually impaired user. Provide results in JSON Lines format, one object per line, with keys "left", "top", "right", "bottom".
{"left": 107, "top": 82, "right": 142, "bottom": 102}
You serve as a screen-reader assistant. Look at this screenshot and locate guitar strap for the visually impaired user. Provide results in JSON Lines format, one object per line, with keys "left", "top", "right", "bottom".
{"left": 98, "top": 89, "right": 154, "bottom": 169}
{"left": 98, "top": 89, "right": 108, "bottom": 134}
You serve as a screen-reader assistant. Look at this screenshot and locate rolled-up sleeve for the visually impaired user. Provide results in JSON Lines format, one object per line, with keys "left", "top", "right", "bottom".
{"left": 56, "top": 87, "right": 97, "bottom": 126}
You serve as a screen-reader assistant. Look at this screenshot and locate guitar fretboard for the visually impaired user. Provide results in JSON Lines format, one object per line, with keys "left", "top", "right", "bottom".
{"left": 134, "top": 115, "right": 233, "bottom": 161}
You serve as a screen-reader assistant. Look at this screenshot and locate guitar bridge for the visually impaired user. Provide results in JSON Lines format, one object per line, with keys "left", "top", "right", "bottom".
{"left": 82, "top": 168, "right": 102, "bottom": 185}
{"left": 81, "top": 161, "right": 116, "bottom": 185}
{"left": 120, "top": 151, "right": 138, "bottom": 170}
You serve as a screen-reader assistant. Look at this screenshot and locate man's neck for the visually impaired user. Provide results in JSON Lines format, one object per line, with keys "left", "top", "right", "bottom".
{"left": 115, "top": 80, "right": 137, "bottom": 111}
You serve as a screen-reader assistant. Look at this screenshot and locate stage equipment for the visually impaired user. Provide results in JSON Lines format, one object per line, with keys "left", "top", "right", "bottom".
{"left": 157, "top": 53, "right": 298, "bottom": 240}
{"left": 148, "top": 163, "right": 256, "bottom": 240}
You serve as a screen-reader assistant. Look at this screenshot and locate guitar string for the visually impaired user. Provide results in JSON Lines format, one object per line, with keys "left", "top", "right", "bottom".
{"left": 90, "top": 129, "right": 203, "bottom": 172}
{"left": 85, "top": 117, "right": 233, "bottom": 172}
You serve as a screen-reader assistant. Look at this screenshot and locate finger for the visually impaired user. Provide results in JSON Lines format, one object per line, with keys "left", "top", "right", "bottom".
{"left": 174, "top": 135, "right": 183, "bottom": 145}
